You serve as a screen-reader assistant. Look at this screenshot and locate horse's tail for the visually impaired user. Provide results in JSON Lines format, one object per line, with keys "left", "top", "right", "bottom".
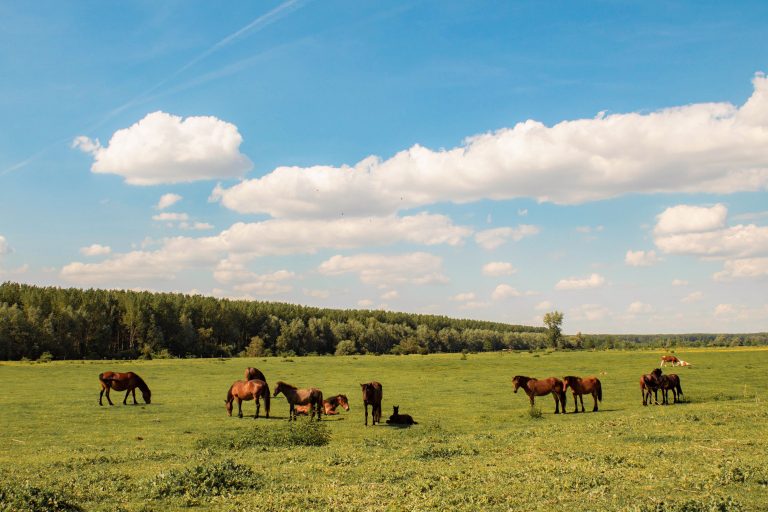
{"left": 316, "top": 390, "right": 324, "bottom": 416}
{"left": 596, "top": 379, "right": 603, "bottom": 402}
{"left": 262, "top": 382, "right": 271, "bottom": 417}
{"left": 676, "top": 379, "right": 683, "bottom": 397}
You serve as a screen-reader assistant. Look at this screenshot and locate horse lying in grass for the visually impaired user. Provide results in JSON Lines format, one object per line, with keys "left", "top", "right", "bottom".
{"left": 273, "top": 381, "right": 324, "bottom": 421}
{"left": 512, "top": 375, "right": 566, "bottom": 414}
{"left": 99, "top": 371, "right": 151, "bottom": 406}
{"left": 225, "top": 379, "right": 270, "bottom": 419}
{"left": 294, "top": 394, "right": 350, "bottom": 416}
{"left": 562, "top": 375, "right": 602, "bottom": 413}
{"left": 386, "top": 405, "right": 417, "bottom": 425}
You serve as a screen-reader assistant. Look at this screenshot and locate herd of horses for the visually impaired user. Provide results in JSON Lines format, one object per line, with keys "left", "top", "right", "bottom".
{"left": 97, "top": 354, "right": 690, "bottom": 420}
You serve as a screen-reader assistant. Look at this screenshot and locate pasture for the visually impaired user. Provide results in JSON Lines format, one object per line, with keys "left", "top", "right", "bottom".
{"left": 1, "top": 348, "right": 767, "bottom": 511}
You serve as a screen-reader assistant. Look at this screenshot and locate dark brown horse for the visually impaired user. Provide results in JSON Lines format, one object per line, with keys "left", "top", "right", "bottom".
{"left": 295, "top": 394, "right": 350, "bottom": 416}
{"left": 386, "top": 405, "right": 417, "bottom": 425}
{"left": 562, "top": 375, "right": 602, "bottom": 413}
{"left": 640, "top": 368, "right": 662, "bottom": 406}
{"left": 360, "top": 381, "right": 383, "bottom": 426}
{"left": 244, "top": 367, "right": 267, "bottom": 382}
{"left": 512, "top": 375, "right": 566, "bottom": 414}
{"left": 273, "top": 381, "right": 323, "bottom": 421}
{"left": 659, "top": 373, "right": 683, "bottom": 404}
{"left": 225, "top": 379, "right": 271, "bottom": 418}
{"left": 99, "top": 371, "right": 151, "bottom": 406}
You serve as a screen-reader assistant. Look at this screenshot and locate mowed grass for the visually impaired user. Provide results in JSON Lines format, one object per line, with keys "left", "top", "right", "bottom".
{"left": 1, "top": 348, "right": 767, "bottom": 511}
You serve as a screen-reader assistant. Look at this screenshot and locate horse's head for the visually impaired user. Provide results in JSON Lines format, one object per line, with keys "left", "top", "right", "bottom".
{"left": 273, "top": 382, "right": 283, "bottom": 397}
{"left": 392, "top": 405, "right": 399, "bottom": 415}
{"left": 651, "top": 368, "right": 662, "bottom": 378}
{"left": 512, "top": 376, "right": 523, "bottom": 393}
{"left": 338, "top": 395, "right": 350, "bottom": 411}
{"left": 225, "top": 398, "right": 233, "bottom": 416}
{"left": 142, "top": 389, "right": 152, "bottom": 404}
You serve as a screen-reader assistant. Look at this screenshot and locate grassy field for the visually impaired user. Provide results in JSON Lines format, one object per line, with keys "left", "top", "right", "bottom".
{"left": 1, "top": 348, "right": 767, "bottom": 511}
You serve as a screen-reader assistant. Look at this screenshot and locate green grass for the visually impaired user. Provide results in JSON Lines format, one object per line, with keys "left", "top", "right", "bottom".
{"left": 1, "top": 348, "right": 767, "bottom": 511}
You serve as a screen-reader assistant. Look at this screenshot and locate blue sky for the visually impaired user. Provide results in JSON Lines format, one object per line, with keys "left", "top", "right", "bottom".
{"left": 1, "top": 1, "right": 767, "bottom": 334}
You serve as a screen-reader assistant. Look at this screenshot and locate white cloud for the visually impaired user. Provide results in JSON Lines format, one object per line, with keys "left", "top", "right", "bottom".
{"left": 681, "top": 291, "right": 704, "bottom": 303}
{"left": 672, "top": 279, "right": 689, "bottom": 286}
{"left": 74, "top": 111, "right": 252, "bottom": 185}
{"left": 451, "top": 292, "right": 476, "bottom": 302}
{"left": 458, "top": 301, "right": 490, "bottom": 310}
{"left": 535, "top": 300, "right": 554, "bottom": 311}
{"left": 0, "top": 236, "right": 10, "bottom": 256}
{"left": 318, "top": 252, "right": 448, "bottom": 286}
{"left": 80, "top": 244, "right": 111, "bottom": 257}
{"left": 714, "top": 303, "right": 736, "bottom": 317}
{"left": 625, "top": 249, "right": 660, "bottom": 267}
{"left": 304, "top": 289, "right": 330, "bottom": 299}
{"left": 627, "top": 301, "right": 654, "bottom": 314}
{"left": 475, "top": 225, "right": 540, "bottom": 250}
{"left": 381, "top": 290, "right": 399, "bottom": 300}
{"left": 212, "top": 74, "right": 768, "bottom": 218}
{"left": 156, "top": 193, "right": 182, "bottom": 210}
{"left": 482, "top": 261, "right": 517, "bottom": 277}
{"left": 153, "top": 212, "right": 190, "bottom": 222}
{"left": 555, "top": 273, "right": 606, "bottom": 290}
{"left": 655, "top": 204, "right": 728, "bottom": 235}
{"left": 576, "top": 225, "right": 604, "bottom": 234}
{"left": 714, "top": 258, "right": 768, "bottom": 280}
{"left": 571, "top": 304, "right": 610, "bottom": 322}
{"left": 491, "top": 284, "right": 521, "bottom": 300}
{"left": 180, "top": 222, "right": 214, "bottom": 231}
{"left": 232, "top": 270, "right": 295, "bottom": 296}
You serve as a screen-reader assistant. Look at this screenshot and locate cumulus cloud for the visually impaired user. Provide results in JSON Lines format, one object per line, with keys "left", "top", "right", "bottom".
{"left": 318, "top": 252, "right": 448, "bottom": 286}
{"left": 475, "top": 225, "right": 539, "bottom": 250}
{"left": 571, "top": 304, "right": 610, "bottom": 322}
{"left": 535, "top": 300, "right": 554, "bottom": 311}
{"left": 491, "top": 284, "right": 521, "bottom": 300}
{"left": 153, "top": 212, "right": 190, "bottom": 222}
{"left": 0, "top": 235, "right": 10, "bottom": 256}
{"left": 304, "top": 289, "right": 330, "bottom": 299}
{"left": 212, "top": 74, "right": 768, "bottom": 218}
{"left": 381, "top": 290, "right": 399, "bottom": 300}
{"left": 80, "top": 244, "right": 111, "bottom": 257}
{"left": 232, "top": 270, "right": 295, "bottom": 296}
{"left": 627, "top": 301, "right": 654, "bottom": 314}
{"left": 156, "top": 193, "right": 182, "bottom": 210}
{"left": 482, "top": 261, "right": 517, "bottom": 277}
{"left": 625, "top": 249, "right": 660, "bottom": 267}
{"left": 74, "top": 111, "right": 252, "bottom": 185}
{"left": 682, "top": 291, "right": 704, "bottom": 303}
{"left": 653, "top": 203, "right": 768, "bottom": 280}
{"left": 555, "top": 273, "right": 606, "bottom": 290}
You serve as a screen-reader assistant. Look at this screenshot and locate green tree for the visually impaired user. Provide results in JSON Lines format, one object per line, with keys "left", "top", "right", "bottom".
{"left": 543, "top": 311, "right": 564, "bottom": 349}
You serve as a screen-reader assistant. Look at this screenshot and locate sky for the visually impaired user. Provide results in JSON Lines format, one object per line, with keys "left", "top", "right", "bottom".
{"left": 1, "top": 1, "right": 767, "bottom": 334}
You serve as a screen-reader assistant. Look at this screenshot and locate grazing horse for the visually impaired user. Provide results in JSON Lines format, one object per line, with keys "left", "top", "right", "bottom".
{"left": 660, "top": 355, "right": 679, "bottom": 367}
{"left": 225, "top": 379, "right": 271, "bottom": 419}
{"left": 512, "top": 375, "right": 566, "bottom": 414}
{"left": 295, "top": 394, "right": 350, "bottom": 416}
{"left": 360, "top": 382, "right": 383, "bottom": 426}
{"left": 99, "top": 371, "right": 151, "bottom": 406}
{"left": 386, "top": 405, "right": 418, "bottom": 425}
{"left": 659, "top": 374, "right": 684, "bottom": 405}
{"left": 562, "top": 376, "right": 602, "bottom": 413}
{"left": 273, "top": 381, "right": 323, "bottom": 421}
{"left": 640, "top": 368, "right": 662, "bottom": 406}
{"left": 244, "top": 367, "right": 267, "bottom": 382}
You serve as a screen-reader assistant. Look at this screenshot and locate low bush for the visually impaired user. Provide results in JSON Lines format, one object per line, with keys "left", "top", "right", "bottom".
{"left": 0, "top": 482, "right": 82, "bottom": 512}
{"left": 146, "top": 459, "right": 254, "bottom": 499}
{"left": 197, "top": 421, "right": 330, "bottom": 450}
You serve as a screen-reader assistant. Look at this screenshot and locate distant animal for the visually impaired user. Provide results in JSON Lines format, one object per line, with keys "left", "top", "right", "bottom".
{"left": 658, "top": 373, "right": 684, "bottom": 404}
{"left": 295, "top": 394, "right": 350, "bottom": 416}
{"left": 244, "top": 367, "right": 267, "bottom": 382}
{"left": 660, "top": 355, "right": 679, "bottom": 367}
{"left": 386, "top": 405, "right": 417, "bottom": 425}
{"left": 677, "top": 360, "right": 692, "bottom": 367}
{"left": 512, "top": 375, "right": 566, "bottom": 414}
{"left": 361, "top": 381, "right": 383, "bottom": 426}
{"left": 99, "top": 371, "right": 151, "bottom": 406}
{"left": 562, "top": 375, "right": 602, "bottom": 413}
{"left": 225, "top": 379, "right": 270, "bottom": 419}
{"left": 640, "top": 368, "right": 662, "bottom": 406}
{"left": 273, "top": 381, "right": 323, "bottom": 421}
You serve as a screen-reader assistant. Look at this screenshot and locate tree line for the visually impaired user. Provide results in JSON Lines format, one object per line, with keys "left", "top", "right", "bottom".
{"left": 1, "top": 282, "right": 765, "bottom": 361}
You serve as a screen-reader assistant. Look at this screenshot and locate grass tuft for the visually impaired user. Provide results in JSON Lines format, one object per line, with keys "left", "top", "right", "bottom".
{"left": 0, "top": 482, "right": 82, "bottom": 512}
{"left": 146, "top": 459, "right": 254, "bottom": 500}
{"left": 196, "top": 421, "right": 330, "bottom": 450}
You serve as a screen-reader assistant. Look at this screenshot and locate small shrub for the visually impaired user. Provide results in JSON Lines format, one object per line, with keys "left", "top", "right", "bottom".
{"left": 0, "top": 482, "right": 82, "bottom": 512}
{"left": 37, "top": 352, "right": 54, "bottom": 363}
{"left": 147, "top": 459, "right": 254, "bottom": 499}
{"left": 528, "top": 406, "right": 543, "bottom": 420}
{"left": 197, "top": 421, "right": 330, "bottom": 450}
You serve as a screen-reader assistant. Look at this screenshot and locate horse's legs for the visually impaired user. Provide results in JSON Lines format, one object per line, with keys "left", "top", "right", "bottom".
{"left": 592, "top": 391, "right": 598, "bottom": 412}
{"left": 255, "top": 398, "right": 260, "bottom": 419}
{"left": 237, "top": 398, "right": 243, "bottom": 418}
{"left": 132, "top": 388, "right": 138, "bottom": 404}
{"left": 99, "top": 388, "right": 104, "bottom": 406}
{"left": 364, "top": 403, "right": 369, "bottom": 426}
{"left": 552, "top": 393, "right": 560, "bottom": 414}
{"left": 579, "top": 394, "right": 585, "bottom": 413}
{"left": 123, "top": 389, "right": 130, "bottom": 405}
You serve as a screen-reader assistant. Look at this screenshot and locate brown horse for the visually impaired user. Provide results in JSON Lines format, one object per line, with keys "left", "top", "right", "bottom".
{"left": 659, "top": 373, "right": 683, "bottom": 404}
{"left": 512, "top": 375, "right": 566, "bottom": 414}
{"left": 99, "top": 371, "right": 151, "bottom": 406}
{"left": 562, "top": 376, "right": 602, "bottom": 413}
{"left": 273, "top": 381, "right": 323, "bottom": 421}
{"left": 295, "top": 394, "right": 350, "bottom": 416}
{"left": 640, "top": 368, "right": 662, "bottom": 406}
{"left": 225, "top": 379, "right": 271, "bottom": 418}
{"left": 361, "top": 381, "right": 383, "bottom": 426}
{"left": 660, "top": 355, "right": 679, "bottom": 367}
{"left": 244, "top": 367, "right": 267, "bottom": 382}
{"left": 386, "top": 405, "right": 418, "bottom": 425}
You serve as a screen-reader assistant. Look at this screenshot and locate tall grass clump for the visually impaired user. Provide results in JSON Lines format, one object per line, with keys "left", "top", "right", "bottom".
{"left": 146, "top": 459, "right": 254, "bottom": 499}
{"left": 0, "top": 482, "right": 82, "bottom": 512}
{"left": 197, "top": 421, "right": 330, "bottom": 450}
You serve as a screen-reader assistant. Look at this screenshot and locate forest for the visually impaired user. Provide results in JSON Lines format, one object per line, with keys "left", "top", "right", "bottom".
{"left": 0, "top": 281, "right": 765, "bottom": 360}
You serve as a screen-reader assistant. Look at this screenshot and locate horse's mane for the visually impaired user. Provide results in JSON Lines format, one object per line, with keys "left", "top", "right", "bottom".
{"left": 131, "top": 373, "right": 151, "bottom": 396}
{"left": 563, "top": 376, "right": 580, "bottom": 382}
{"left": 276, "top": 381, "right": 297, "bottom": 390}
